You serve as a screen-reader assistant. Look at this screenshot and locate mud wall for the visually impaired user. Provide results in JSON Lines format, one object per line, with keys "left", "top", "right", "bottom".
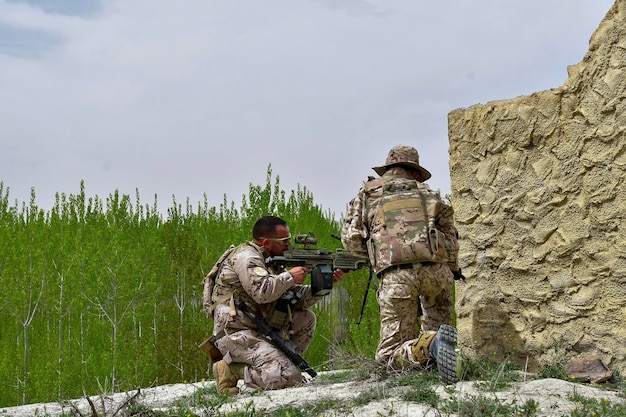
{"left": 448, "top": 0, "right": 626, "bottom": 374}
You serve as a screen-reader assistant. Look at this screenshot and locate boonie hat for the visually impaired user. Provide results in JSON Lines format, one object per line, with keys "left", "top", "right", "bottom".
{"left": 372, "top": 145, "right": 432, "bottom": 181}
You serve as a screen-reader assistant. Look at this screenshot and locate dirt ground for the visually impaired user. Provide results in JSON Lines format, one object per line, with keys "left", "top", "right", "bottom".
{"left": 2, "top": 371, "right": 625, "bottom": 417}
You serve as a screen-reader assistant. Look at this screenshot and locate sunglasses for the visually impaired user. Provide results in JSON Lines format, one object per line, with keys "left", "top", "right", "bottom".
{"left": 263, "top": 234, "right": 292, "bottom": 244}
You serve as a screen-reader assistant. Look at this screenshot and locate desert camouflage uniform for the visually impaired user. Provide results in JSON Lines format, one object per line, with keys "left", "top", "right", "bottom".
{"left": 341, "top": 167, "right": 459, "bottom": 370}
{"left": 212, "top": 241, "right": 323, "bottom": 390}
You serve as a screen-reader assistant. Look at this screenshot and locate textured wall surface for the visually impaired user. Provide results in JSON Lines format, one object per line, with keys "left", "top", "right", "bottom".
{"left": 448, "top": 0, "right": 626, "bottom": 374}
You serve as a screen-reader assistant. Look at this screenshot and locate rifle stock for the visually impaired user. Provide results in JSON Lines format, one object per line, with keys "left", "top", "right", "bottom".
{"left": 198, "top": 336, "right": 224, "bottom": 363}
{"left": 238, "top": 301, "right": 317, "bottom": 378}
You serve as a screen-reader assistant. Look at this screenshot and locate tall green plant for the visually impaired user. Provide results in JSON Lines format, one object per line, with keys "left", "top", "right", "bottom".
{"left": 0, "top": 166, "right": 383, "bottom": 407}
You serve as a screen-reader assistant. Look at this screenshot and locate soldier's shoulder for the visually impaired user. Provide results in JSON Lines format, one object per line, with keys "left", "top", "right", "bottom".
{"left": 363, "top": 175, "right": 384, "bottom": 189}
{"left": 360, "top": 175, "right": 377, "bottom": 187}
{"left": 230, "top": 242, "right": 259, "bottom": 259}
{"left": 418, "top": 182, "right": 440, "bottom": 195}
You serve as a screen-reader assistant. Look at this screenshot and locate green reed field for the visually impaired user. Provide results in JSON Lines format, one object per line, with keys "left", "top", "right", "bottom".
{"left": 0, "top": 167, "right": 378, "bottom": 407}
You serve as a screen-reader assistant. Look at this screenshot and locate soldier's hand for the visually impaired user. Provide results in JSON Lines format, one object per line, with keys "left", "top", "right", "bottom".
{"left": 289, "top": 266, "right": 309, "bottom": 284}
{"left": 332, "top": 269, "right": 345, "bottom": 284}
{"left": 452, "top": 269, "right": 466, "bottom": 281}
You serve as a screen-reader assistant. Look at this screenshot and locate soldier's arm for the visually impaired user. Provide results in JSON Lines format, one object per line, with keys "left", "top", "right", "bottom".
{"left": 341, "top": 190, "right": 369, "bottom": 256}
{"left": 233, "top": 250, "right": 295, "bottom": 304}
{"left": 437, "top": 200, "right": 460, "bottom": 272}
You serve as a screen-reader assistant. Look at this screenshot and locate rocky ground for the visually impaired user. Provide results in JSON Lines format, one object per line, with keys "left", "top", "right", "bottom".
{"left": 2, "top": 371, "right": 625, "bottom": 417}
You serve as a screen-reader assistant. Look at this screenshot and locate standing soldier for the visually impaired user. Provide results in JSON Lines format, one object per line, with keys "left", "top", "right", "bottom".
{"left": 341, "top": 145, "right": 463, "bottom": 384}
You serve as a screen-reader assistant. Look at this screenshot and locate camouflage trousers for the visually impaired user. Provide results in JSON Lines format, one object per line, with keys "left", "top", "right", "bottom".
{"left": 375, "top": 263, "right": 453, "bottom": 370}
{"left": 215, "top": 309, "right": 316, "bottom": 390}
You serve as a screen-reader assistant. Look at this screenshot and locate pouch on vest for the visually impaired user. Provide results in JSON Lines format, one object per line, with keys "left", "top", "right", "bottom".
{"left": 267, "top": 288, "right": 303, "bottom": 330}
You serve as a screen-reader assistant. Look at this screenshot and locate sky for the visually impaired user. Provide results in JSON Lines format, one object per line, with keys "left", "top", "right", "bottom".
{"left": 0, "top": 0, "right": 616, "bottom": 220}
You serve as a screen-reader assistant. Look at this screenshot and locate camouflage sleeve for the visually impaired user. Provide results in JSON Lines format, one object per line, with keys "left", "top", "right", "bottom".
{"left": 436, "top": 199, "right": 460, "bottom": 271}
{"left": 341, "top": 187, "right": 369, "bottom": 257}
{"left": 232, "top": 247, "right": 296, "bottom": 304}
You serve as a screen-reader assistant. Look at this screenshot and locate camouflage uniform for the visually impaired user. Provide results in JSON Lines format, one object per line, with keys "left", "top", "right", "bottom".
{"left": 341, "top": 145, "right": 459, "bottom": 372}
{"left": 212, "top": 241, "right": 323, "bottom": 390}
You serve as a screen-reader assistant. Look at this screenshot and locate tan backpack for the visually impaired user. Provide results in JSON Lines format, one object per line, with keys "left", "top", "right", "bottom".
{"left": 202, "top": 244, "right": 237, "bottom": 317}
{"left": 365, "top": 176, "right": 449, "bottom": 273}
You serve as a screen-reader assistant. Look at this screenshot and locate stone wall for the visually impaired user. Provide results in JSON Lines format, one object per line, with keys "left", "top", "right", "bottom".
{"left": 448, "top": 0, "right": 626, "bottom": 374}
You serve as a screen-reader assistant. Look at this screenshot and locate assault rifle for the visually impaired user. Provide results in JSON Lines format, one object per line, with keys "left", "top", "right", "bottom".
{"left": 238, "top": 301, "right": 317, "bottom": 378}
{"left": 265, "top": 232, "right": 370, "bottom": 296}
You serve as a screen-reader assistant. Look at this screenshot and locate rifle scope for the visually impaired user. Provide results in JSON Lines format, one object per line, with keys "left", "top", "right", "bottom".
{"left": 295, "top": 234, "right": 317, "bottom": 245}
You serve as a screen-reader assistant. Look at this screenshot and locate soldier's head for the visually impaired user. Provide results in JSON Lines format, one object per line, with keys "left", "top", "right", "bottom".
{"left": 253, "top": 215, "right": 292, "bottom": 255}
{"left": 372, "top": 144, "right": 431, "bottom": 181}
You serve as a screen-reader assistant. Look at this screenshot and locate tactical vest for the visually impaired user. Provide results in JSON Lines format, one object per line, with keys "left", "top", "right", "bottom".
{"left": 364, "top": 175, "right": 449, "bottom": 274}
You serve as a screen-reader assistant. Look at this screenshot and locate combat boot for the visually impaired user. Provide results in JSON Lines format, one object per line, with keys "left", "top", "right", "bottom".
{"left": 410, "top": 331, "right": 437, "bottom": 364}
{"left": 428, "top": 324, "right": 458, "bottom": 384}
{"left": 213, "top": 360, "right": 244, "bottom": 396}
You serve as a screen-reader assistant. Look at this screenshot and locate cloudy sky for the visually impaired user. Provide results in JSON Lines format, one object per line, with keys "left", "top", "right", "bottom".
{"left": 0, "top": 0, "right": 615, "bottom": 219}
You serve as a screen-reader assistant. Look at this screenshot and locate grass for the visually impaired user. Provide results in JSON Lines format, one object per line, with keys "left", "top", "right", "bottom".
{"left": 567, "top": 394, "right": 626, "bottom": 417}
{"left": 440, "top": 394, "right": 540, "bottom": 417}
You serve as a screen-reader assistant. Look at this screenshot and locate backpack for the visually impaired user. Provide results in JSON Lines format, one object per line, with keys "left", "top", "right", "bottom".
{"left": 365, "top": 176, "right": 449, "bottom": 273}
{"left": 202, "top": 244, "right": 237, "bottom": 318}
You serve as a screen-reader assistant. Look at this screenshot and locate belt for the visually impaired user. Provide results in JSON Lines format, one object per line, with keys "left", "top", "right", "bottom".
{"left": 390, "top": 263, "right": 414, "bottom": 271}
{"left": 378, "top": 263, "right": 414, "bottom": 277}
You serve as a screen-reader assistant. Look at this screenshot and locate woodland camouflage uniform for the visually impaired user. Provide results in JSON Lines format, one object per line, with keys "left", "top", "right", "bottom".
{"left": 210, "top": 241, "right": 324, "bottom": 391}
{"left": 341, "top": 145, "right": 461, "bottom": 383}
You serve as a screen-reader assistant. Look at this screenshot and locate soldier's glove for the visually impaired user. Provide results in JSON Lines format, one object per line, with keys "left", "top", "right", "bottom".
{"left": 452, "top": 268, "right": 466, "bottom": 281}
